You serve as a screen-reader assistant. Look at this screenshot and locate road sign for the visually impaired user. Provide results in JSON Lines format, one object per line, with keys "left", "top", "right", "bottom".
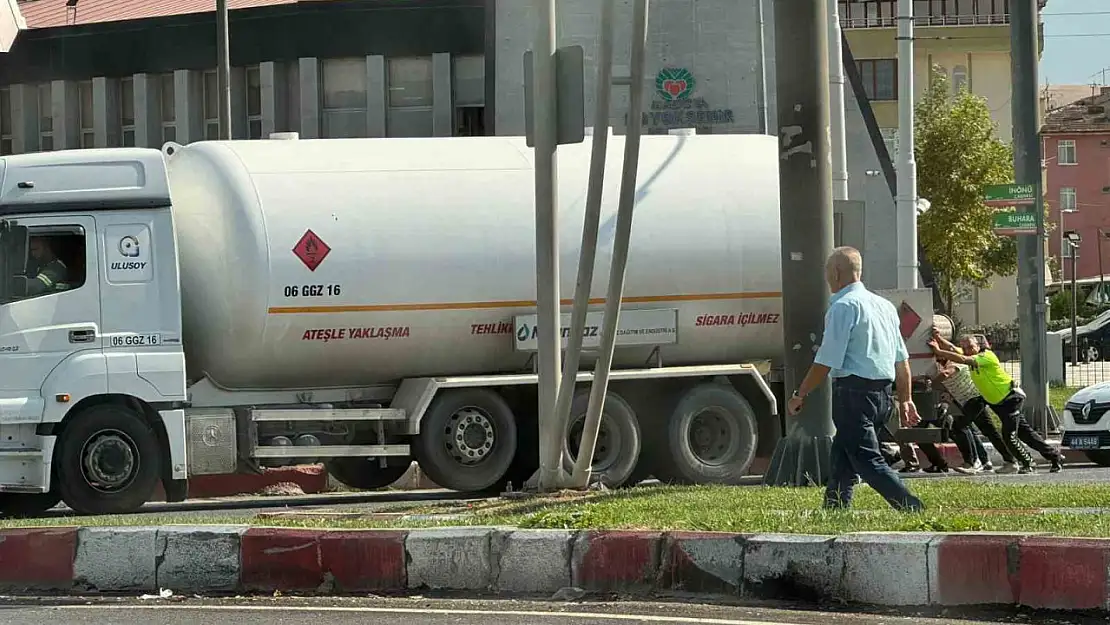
{"left": 992, "top": 211, "right": 1038, "bottom": 236}
{"left": 983, "top": 183, "right": 1037, "bottom": 207}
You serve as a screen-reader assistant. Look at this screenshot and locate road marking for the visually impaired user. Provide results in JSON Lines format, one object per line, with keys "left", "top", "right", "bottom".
{"left": 50, "top": 604, "right": 809, "bottom": 625}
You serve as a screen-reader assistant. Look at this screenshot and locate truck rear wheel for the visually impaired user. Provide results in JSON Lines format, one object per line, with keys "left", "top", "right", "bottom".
{"left": 561, "top": 390, "right": 642, "bottom": 488}
{"left": 657, "top": 382, "right": 758, "bottom": 484}
{"left": 413, "top": 388, "right": 517, "bottom": 492}
{"left": 55, "top": 404, "right": 162, "bottom": 515}
{"left": 0, "top": 492, "right": 62, "bottom": 518}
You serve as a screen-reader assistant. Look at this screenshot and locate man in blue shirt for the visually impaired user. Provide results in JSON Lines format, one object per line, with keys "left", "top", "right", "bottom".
{"left": 786, "top": 247, "right": 924, "bottom": 512}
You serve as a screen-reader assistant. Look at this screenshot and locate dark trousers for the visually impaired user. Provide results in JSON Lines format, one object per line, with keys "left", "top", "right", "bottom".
{"left": 951, "top": 396, "right": 1015, "bottom": 465}
{"left": 989, "top": 394, "right": 1061, "bottom": 465}
{"left": 825, "top": 376, "right": 924, "bottom": 512}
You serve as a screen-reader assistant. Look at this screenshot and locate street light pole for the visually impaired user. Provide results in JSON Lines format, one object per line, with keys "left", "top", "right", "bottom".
{"left": 1072, "top": 248, "right": 1079, "bottom": 366}
{"left": 216, "top": 0, "right": 231, "bottom": 140}
{"left": 1099, "top": 228, "right": 1105, "bottom": 297}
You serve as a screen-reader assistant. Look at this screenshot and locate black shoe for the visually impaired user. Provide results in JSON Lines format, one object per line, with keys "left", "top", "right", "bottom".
{"left": 1051, "top": 458, "right": 1063, "bottom": 473}
{"left": 900, "top": 465, "right": 920, "bottom": 473}
{"left": 924, "top": 465, "right": 949, "bottom": 474}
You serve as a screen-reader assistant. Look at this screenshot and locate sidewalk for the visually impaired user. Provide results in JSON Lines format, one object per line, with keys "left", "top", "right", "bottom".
{"left": 2, "top": 525, "right": 1107, "bottom": 612}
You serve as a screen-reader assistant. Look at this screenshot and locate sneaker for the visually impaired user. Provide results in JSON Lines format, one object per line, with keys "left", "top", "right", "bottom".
{"left": 1018, "top": 464, "right": 1037, "bottom": 475}
{"left": 995, "top": 462, "right": 1019, "bottom": 474}
{"left": 953, "top": 461, "right": 983, "bottom": 475}
{"left": 899, "top": 465, "right": 921, "bottom": 473}
{"left": 924, "top": 465, "right": 949, "bottom": 474}
{"left": 982, "top": 463, "right": 994, "bottom": 472}
{"left": 1050, "top": 458, "right": 1064, "bottom": 473}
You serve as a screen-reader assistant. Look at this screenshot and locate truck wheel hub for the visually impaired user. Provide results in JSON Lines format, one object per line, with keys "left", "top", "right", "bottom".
{"left": 688, "top": 409, "right": 738, "bottom": 465}
{"left": 81, "top": 431, "right": 137, "bottom": 491}
{"left": 448, "top": 407, "right": 495, "bottom": 464}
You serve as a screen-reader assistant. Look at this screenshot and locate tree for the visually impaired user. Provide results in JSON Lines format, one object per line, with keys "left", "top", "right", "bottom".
{"left": 915, "top": 66, "right": 1016, "bottom": 317}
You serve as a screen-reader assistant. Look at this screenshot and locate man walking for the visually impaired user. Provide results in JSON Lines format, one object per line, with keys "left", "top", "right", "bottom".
{"left": 787, "top": 247, "right": 924, "bottom": 512}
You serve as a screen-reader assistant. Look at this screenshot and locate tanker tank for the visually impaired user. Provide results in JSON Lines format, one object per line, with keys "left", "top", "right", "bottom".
{"left": 163, "top": 134, "right": 784, "bottom": 392}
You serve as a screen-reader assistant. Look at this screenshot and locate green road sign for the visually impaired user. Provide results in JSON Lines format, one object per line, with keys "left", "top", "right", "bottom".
{"left": 992, "top": 211, "right": 1037, "bottom": 236}
{"left": 983, "top": 183, "right": 1037, "bottom": 207}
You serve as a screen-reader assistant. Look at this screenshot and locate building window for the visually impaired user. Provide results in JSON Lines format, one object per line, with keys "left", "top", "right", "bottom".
{"left": 1058, "top": 139, "right": 1077, "bottom": 165}
{"left": 159, "top": 73, "right": 176, "bottom": 144}
{"left": 1060, "top": 187, "right": 1077, "bottom": 211}
{"left": 120, "top": 77, "right": 135, "bottom": 147}
{"left": 856, "top": 59, "right": 897, "bottom": 101}
{"left": 0, "top": 87, "right": 11, "bottom": 155}
{"left": 453, "top": 55, "right": 485, "bottom": 137}
{"left": 203, "top": 70, "right": 220, "bottom": 140}
{"left": 78, "top": 80, "right": 94, "bottom": 148}
{"left": 37, "top": 83, "right": 53, "bottom": 151}
{"left": 952, "top": 64, "right": 968, "bottom": 93}
{"left": 321, "top": 57, "right": 368, "bottom": 139}
{"left": 387, "top": 56, "right": 434, "bottom": 138}
{"left": 246, "top": 65, "right": 262, "bottom": 139}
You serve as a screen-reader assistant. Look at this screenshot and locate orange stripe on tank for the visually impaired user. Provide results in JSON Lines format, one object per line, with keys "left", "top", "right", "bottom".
{"left": 267, "top": 291, "right": 783, "bottom": 314}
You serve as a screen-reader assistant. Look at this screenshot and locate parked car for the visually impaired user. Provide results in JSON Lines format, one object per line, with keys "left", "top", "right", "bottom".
{"left": 1061, "top": 381, "right": 1110, "bottom": 466}
{"left": 1059, "top": 309, "right": 1110, "bottom": 362}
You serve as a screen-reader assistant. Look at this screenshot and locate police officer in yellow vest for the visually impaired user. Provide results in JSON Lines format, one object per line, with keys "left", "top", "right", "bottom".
{"left": 25, "top": 236, "right": 69, "bottom": 296}
{"left": 929, "top": 333, "right": 1063, "bottom": 474}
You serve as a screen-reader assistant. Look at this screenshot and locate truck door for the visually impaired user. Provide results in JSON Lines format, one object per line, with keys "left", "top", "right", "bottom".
{"left": 0, "top": 216, "right": 103, "bottom": 424}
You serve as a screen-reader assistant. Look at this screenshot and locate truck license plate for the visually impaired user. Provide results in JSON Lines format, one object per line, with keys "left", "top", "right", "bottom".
{"left": 1068, "top": 436, "right": 1101, "bottom": 450}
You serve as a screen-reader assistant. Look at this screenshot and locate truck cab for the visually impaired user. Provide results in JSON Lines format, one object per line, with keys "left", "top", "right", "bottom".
{"left": 0, "top": 148, "right": 188, "bottom": 517}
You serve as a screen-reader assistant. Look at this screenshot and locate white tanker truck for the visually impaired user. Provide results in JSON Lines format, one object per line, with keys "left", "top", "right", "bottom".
{"left": 0, "top": 133, "right": 933, "bottom": 517}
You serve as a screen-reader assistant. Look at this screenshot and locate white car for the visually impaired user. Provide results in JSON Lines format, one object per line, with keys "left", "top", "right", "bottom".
{"left": 1061, "top": 381, "right": 1110, "bottom": 466}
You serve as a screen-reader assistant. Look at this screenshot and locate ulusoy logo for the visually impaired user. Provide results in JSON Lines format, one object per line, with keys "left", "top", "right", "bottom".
{"left": 656, "top": 67, "right": 696, "bottom": 101}
{"left": 118, "top": 236, "right": 140, "bottom": 258}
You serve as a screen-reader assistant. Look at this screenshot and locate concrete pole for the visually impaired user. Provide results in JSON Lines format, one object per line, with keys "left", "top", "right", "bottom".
{"left": 896, "top": 0, "right": 917, "bottom": 288}
{"left": 554, "top": 0, "right": 615, "bottom": 473}
{"left": 1071, "top": 248, "right": 1078, "bottom": 366}
{"left": 756, "top": 0, "right": 770, "bottom": 134}
{"left": 762, "top": 0, "right": 835, "bottom": 487}
{"left": 532, "top": 0, "right": 565, "bottom": 491}
{"left": 570, "top": 0, "right": 649, "bottom": 488}
{"left": 828, "top": 0, "right": 848, "bottom": 201}
{"left": 1011, "top": 0, "right": 1050, "bottom": 433}
{"left": 216, "top": 0, "right": 232, "bottom": 140}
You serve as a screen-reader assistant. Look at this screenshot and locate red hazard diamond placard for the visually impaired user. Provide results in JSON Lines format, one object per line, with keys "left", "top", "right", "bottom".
{"left": 898, "top": 301, "right": 923, "bottom": 340}
{"left": 293, "top": 229, "right": 331, "bottom": 272}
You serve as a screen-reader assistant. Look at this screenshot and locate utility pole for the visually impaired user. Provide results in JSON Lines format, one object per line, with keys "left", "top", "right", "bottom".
{"left": 216, "top": 0, "right": 232, "bottom": 140}
{"left": 531, "top": 0, "right": 565, "bottom": 491}
{"left": 1071, "top": 246, "right": 1078, "bottom": 366}
{"left": 1011, "top": 0, "right": 1049, "bottom": 432}
{"left": 763, "top": 0, "right": 835, "bottom": 487}
{"left": 896, "top": 0, "right": 917, "bottom": 288}
{"left": 828, "top": 0, "right": 848, "bottom": 201}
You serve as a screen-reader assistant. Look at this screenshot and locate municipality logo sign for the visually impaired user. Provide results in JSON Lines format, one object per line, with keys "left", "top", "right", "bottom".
{"left": 655, "top": 67, "right": 696, "bottom": 101}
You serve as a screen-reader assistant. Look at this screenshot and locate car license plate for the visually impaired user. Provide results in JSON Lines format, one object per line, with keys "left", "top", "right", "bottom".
{"left": 1068, "top": 436, "right": 1101, "bottom": 450}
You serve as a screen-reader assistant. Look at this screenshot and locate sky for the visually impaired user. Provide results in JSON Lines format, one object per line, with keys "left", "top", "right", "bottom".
{"left": 1040, "top": 0, "right": 1110, "bottom": 86}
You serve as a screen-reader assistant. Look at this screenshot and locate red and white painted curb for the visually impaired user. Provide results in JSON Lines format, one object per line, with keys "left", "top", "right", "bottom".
{"left": 0, "top": 526, "right": 1107, "bottom": 611}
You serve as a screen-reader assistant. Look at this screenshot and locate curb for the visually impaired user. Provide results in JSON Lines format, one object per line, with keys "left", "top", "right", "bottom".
{"left": 2, "top": 526, "right": 1108, "bottom": 611}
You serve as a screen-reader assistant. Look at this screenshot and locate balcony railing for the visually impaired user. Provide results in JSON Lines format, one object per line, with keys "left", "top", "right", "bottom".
{"left": 839, "top": 13, "right": 1010, "bottom": 28}
{"left": 837, "top": 1, "right": 1020, "bottom": 29}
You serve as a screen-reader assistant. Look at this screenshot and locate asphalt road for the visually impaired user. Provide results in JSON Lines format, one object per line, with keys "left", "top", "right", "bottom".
{"left": 0, "top": 597, "right": 1101, "bottom": 625}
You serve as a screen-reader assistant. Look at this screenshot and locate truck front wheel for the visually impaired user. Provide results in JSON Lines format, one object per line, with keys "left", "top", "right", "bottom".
{"left": 55, "top": 404, "right": 162, "bottom": 515}
{"left": 657, "top": 382, "right": 758, "bottom": 484}
{"left": 413, "top": 388, "right": 517, "bottom": 492}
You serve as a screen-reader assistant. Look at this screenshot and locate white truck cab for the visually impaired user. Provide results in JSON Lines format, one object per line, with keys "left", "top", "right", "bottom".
{"left": 0, "top": 148, "right": 188, "bottom": 516}
{"left": 1060, "top": 382, "right": 1110, "bottom": 467}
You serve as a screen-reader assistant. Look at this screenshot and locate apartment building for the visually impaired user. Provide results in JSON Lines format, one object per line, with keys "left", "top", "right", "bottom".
{"left": 839, "top": 0, "right": 1045, "bottom": 326}
{"left": 1044, "top": 88, "right": 1110, "bottom": 283}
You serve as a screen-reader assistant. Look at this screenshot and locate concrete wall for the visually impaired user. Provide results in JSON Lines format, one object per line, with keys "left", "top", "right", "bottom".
{"left": 493, "top": 0, "right": 766, "bottom": 136}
